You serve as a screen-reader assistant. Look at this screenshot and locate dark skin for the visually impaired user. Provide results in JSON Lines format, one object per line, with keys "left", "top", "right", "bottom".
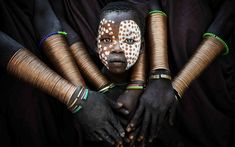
{"left": 126, "top": 0, "right": 177, "bottom": 144}
{"left": 33, "top": 0, "right": 125, "bottom": 145}
{"left": 97, "top": 10, "right": 146, "bottom": 146}
{"left": 128, "top": 0, "right": 235, "bottom": 145}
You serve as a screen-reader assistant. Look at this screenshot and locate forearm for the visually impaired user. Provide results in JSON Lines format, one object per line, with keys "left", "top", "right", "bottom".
{"left": 70, "top": 42, "right": 109, "bottom": 89}
{"left": 42, "top": 34, "right": 84, "bottom": 86}
{"left": 34, "top": 0, "right": 84, "bottom": 86}
{"left": 59, "top": 20, "right": 110, "bottom": 90}
{"left": 148, "top": 0, "right": 169, "bottom": 71}
{"left": 173, "top": 37, "right": 224, "bottom": 97}
{"left": 7, "top": 48, "right": 77, "bottom": 104}
{"left": 173, "top": 0, "right": 235, "bottom": 97}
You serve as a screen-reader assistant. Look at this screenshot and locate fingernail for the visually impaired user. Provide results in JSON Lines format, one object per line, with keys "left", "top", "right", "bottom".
{"left": 120, "top": 132, "right": 125, "bottom": 137}
{"left": 130, "top": 123, "right": 134, "bottom": 127}
{"left": 126, "top": 127, "right": 131, "bottom": 132}
{"left": 138, "top": 136, "right": 144, "bottom": 141}
{"left": 99, "top": 138, "right": 103, "bottom": 141}
{"left": 129, "top": 135, "right": 134, "bottom": 140}
{"left": 118, "top": 141, "right": 123, "bottom": 145}
{"left": 125, "top": 110, "right": 130, "bottom": 115}
{"left": 117, "top": 102, "right": 123, "bottom": 107}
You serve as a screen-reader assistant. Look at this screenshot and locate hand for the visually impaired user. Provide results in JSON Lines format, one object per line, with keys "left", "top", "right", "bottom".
{"left": 116, "top": 89, "right": 143, "bottom": 118}
{"left": 74, "top": 90, "right": 125, "bottom": 145}
{"left": 127, "top": 79, "right": 177, "bottom": 143}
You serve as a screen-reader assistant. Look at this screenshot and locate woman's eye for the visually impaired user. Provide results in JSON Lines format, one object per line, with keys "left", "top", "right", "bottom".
{"left": 101, "top": 38, "right": 112, "bottom": 43}
{"left": 124, "top": 38, "right": 135, "bottom": 44}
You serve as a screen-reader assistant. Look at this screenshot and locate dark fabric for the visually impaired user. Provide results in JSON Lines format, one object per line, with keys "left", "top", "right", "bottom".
{"left": 154, "top": 0, "right": 235, "bottom": 147}
{"left": 0, "top": 0, "right": 81, "bottom": 146}
{"left": 54, "top": 0, "right": 235, "bottom": 147}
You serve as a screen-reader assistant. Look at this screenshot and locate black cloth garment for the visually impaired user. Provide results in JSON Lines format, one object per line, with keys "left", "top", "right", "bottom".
{"left": 154, "top": 0, "right": 235, "bottom": 147}
{"left": 0, "top": 0, "right": 81, "bottom": 146}
{"left": 53, "top": 0, "right": 235, "bottom": 147}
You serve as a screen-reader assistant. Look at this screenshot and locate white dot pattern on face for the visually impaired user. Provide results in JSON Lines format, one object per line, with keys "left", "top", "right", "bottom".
{"left": 97, "top": 18, "right": 116, "bottom": 68}
{"left": 119, "top": 20, "right": 141, "bottom": 69}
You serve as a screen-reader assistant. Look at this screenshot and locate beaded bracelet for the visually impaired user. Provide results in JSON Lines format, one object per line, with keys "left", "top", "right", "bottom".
{"left": 149, "top": 73, "right": 172, "bottom": 80}
{"left": 98, "top": 83, "right": 115, "bottom": 94}
{"left": 203, "top": 32, "right": 229, "bottom": 55}
{"left": 149, "top": 10, "right": 167, "bottom": 17}
{"left": 39, "top": 31, "right": 67, "bottom": 47}
{"left": 67, "top": 86, "right": 89, "bottom": 114}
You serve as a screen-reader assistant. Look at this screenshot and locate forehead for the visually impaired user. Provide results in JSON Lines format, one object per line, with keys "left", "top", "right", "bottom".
{"left": 101, "top": 11, "right": 137, "bottom": 24}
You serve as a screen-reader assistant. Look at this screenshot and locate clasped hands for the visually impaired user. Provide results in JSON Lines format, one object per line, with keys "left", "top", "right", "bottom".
{"left": 109, "top": 78, "right": 177, "bottom": 146}
{"left": 73, "top": 78, "right": 177, "bottom": 147}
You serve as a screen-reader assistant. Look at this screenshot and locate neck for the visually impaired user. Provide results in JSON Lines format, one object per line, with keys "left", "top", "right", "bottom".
{"left": 102, "top": 67, "right": 130, "bottom": 85}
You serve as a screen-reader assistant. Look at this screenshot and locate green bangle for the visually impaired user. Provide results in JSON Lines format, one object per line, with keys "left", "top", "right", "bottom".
{"left": 203, "top": 32, "right": 229, "bottom": 55}
{"left": 149, "top": 10, "right": 167, "bottom": 17}
{"left": 81, "top": 89, "right": 89, "bottom": 101}
{"left": 72, "top": 105, "right": 82, "bottom": 114}
{"left": 126, "top": 85, "right": 144, "bottom": 90}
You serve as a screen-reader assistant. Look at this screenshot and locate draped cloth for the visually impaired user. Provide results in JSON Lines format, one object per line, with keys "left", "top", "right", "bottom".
{"left": 0, "top": 0, "right": 82, "bottom": 146}
{"left": 157, "top": 0, "right": 235, "bottom": 147}
{"left": 53, "top": 0, "right": 235, "bottom": 147}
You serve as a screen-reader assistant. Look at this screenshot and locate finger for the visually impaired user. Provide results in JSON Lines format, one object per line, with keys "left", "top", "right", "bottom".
{"left": 169, "top": 100, "right": 177, "bottom": 126}
{"left": 108, "top": 98, "right": 123, "bottom": 110}
{"left": 129, "top": 127, "right": 141, "bottom": 146}
{"left": 158, "top": 110, "right": 167, "bottom": 126}
{"left": 105, "top": 123, "right": 123, "bottom": 145}
{"left": 97, "top": 130, "right": 115, "bottom": 145}
{"left": 127, "top": 104, "right": 144, "bottom": 132}
{"left": 109, "top": 113, "right": 125, "bottom": 138}
{"left": 149, "top": 114, "right": 157, "bottom": 142}
{"left": 117, "top": 115, "right": 128, "bottom": 126}
{"left": 118, "top": 107, "right": 130, "bottom": 116}
{"left": 93, "top": 132, "right": 103, "bottom": 141}
{"left": 138, "top": 111, "right": 151, "bottom": 142}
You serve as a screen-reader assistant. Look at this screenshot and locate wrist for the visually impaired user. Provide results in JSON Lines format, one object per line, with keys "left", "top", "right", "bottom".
{"left": 126, "top": 80, "right": 145, "bottom": 90}
{"left": 67, "top": 86, "right": 89, "bottom": 114}
{"left": 149, "top": 69, "right": 171, "bottom": 81}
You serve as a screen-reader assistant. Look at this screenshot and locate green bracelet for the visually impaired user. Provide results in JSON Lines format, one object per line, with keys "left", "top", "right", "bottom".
{"left": 126, "top": 85, "right": 144, "bottom": 90}
{"left": 72, "top": 105, "right": 82, "bottom": 114}
{"left": 149, "top": 10, "right": 167, "bottom": 17}
{"left": 203, "top": 32, "right": 229, "bottom": 55}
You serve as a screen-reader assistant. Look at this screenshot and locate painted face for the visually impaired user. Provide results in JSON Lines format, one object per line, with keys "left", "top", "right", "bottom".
{"left": 97, "top": 11, "right": 141, "bottom": 74}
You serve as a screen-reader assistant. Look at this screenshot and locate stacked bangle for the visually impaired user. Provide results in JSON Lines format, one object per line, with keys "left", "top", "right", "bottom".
{"left": 67, "top": 86, "right": 89, "bottom": 114}
{"left": 98, "top": 83, "right": 115, "bottom": 94}
{"left": 39, "top": 31, "right": 67, "bottom": 47}
{"left": 174, "top": 89, "right": 181, "bottom": 101}
{"left": 203, "top": 32, "right": 229, "bottom": 55}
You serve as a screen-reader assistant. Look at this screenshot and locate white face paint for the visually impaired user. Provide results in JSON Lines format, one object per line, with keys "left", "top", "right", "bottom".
{"left": 119, "top": 20, "right": 141, "bottom": 69}
{"left": 97, "top": 18, "right": 141, "bottom": 70}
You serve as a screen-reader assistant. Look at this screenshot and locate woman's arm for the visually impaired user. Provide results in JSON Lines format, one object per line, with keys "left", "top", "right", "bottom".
{"left": 173, "top": 0, "right": 235, "bottom": 97}
{"left": 33, "top": 0, "right": 84, "bottom": 86}
{"left": 0, "top": 31, "right": 125, "bottom": 145}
